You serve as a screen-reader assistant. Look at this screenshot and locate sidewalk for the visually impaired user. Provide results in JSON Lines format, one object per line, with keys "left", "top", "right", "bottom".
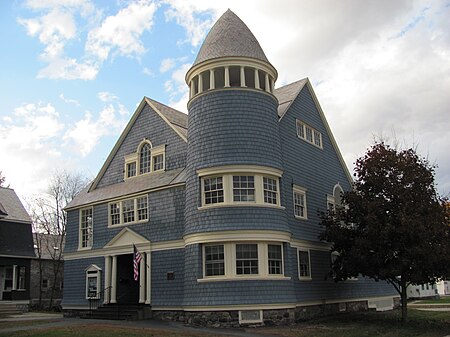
{"left": 0, "top": 312, "right": 278, "bottom": 337}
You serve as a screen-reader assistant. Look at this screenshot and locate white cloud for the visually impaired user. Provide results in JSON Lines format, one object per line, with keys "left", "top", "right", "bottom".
{"left": 85, "top": 0, "right": 158, "bottom": 62}
{"left": 143, "top": 67, "right": 154, "bottom": 77}
{"left": 160, "top": 58, "right": 175, "bottom": 73}
{"left": 59, "top": 93, "right": 80, "bottom": 106}
{"left": 98, "top": 91, "right": 118, "bottom": 102}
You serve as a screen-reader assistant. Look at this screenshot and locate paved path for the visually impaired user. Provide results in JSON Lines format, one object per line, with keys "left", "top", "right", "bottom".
{"left": 0, "top": 313, "right": 278, "bottom": 337}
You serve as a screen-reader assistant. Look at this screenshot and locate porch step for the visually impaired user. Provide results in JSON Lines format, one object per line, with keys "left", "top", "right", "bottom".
{"left": 82, "top": 304, "right": 151, "bottom": 320}
{"left": 0, "top": 303, "right": 22, "bottom": 317}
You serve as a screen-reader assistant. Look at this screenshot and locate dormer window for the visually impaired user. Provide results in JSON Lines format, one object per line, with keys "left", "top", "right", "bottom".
{"left": 124, "top": 141, "right": 166, "bottom": 180}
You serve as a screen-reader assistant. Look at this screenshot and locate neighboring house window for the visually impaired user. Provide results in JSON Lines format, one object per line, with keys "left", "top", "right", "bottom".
{"left": 268, "top": 244, "right": 283, "bottom": 275}
{"left": 85, "top": 265, "right": 101, "bottom": 299}
{"left": 139, "top": 143, "right": 151, "bottom": 174}
{"left": 233, "top": 176, "right": 255, "bottom": 202}
{"left": 296, "top": 120, "right": 323, "bottom": 149}
{"left": 204, "top": 245, "right": 225, "bottom": 277}
{"left": 80, "top": 207, "right": 93, "bottom": 249}
{"left": 298, "top": 249, "right": 311, "bottom": 279}
{"left": 263, "top": 177, "right": 278, "bottom": 204}
{"left": 201, "top": 242, "right": 287, "bottom": 281}
{"left": 293, "top": 186, "right": 307, "bottom": 219}
{"left": 203, "top": 177, "right": 224, "bottom": 205}
{"left": 108, "top": 195, "right": 148, "bottom": 227}
{"left": 126, "top": 162, "right": 136, "bottom": 178}
{"left": 236, "top": 244, "right": 258, "bottom": 275}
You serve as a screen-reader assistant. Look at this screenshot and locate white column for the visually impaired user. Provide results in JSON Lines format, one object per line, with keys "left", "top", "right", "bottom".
{"left": 145, "top": 252, "right": 151, "bottom": 304}
{"left": 190, "top": 80, "right": 195, "bottom": 98}
{"left": 240, "top": 66, "right": 246, "bottom": 87}
{"left": 265, "top": 74, "right": 270, "bottom": 92}
{"left": 12, "top": 265, "right": 17, "bottom": 290}
{"left": 224, "top": 66, "right": 230, "bottom": 87}
{"left": 210, "top": 69, "right": 215, "bottom": 90}
{"left": 198, "top": 74, "right": 203, "bottom": 93}
{"left": 139, "top": 254, "right": 146, "bottom": 303}
{"left": 111, "top": 255, "right": 117, "bottom": 303}
{"left": 255, "top": 69, "right": 260, "bottom": 89}
{"left": 104, "top": 256, "right": 111, "bottom": 304}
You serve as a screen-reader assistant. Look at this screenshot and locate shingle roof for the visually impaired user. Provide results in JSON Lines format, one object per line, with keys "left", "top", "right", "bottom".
{"left": 274, "top": 79, "right": 308, "bottom": 119}
{"left": 193, "top": 9, "right": 270, "bottom": 66}
{"left": 66, "top": 168, "right": 186, "bottom": 210}
{"left": 0, "top": 187, "right": 31, "bottom": 223}
{"left": 145, "top": 97, "right": 188, "bottom": 138}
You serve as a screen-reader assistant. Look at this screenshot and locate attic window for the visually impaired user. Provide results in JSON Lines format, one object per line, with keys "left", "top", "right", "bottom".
{"left": 139, "top": 143, "right": 151, "bottom": 174}
{"left": 125, "top": 141, "right": 165, "bottom": 180}
{"left": 296, "top": 120, "right": 323, "bottom": 149}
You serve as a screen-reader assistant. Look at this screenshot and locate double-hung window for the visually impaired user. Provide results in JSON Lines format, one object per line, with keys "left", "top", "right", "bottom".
{"left": 80, "top": 208, "right": 93, "bottom": 249}
{"left": 122, "top": 199, "right": 135, "bottom": 224}
{"left": 233, "top": 176, "right": 255, "bottom": 202}
{"left": 268, "top": 244, "right": 283, "bottom": 275}
{"left": 204, "top": 245, "right": 225, "bottom": 277}
{"left": 298, "top": 249, "right": 311, "bottom": 279}
{"left": 153, "top": 154, "right": 164, "bottom": 171}
{"left": 263, "top": 177, "right": 278, "bottom": 204}
{"left": 203, "top": 177, "right": 224, "bottom": 205}
{"left": 139, "top": 143, "right": 151, "bottom": 174}
{"left": 236, "top": 244, "right": 258, "bottom": 275}
{"left": 108, "top": 195, "right": 148, "bottom": 226}
{"left": 293, "top": 186, "right": 307, "bottom": 219}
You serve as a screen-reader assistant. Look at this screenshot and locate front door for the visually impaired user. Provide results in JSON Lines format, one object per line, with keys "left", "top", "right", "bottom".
{"left": 1, "top": 267, "right": 13, "bottom": 301}
{"left": 116, "top": 254, "right": 139, "bottom": 304}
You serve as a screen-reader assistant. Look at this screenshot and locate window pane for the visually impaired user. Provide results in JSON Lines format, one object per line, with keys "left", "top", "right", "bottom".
{"left": 204, "top": 177, "right": 224, "bottom": 205}
{"left": 314, "top": 130, "right": 322, "bottom": 147}
{"left": 127, "top": 162, "right": 136, "bottom": 178}
{"left": 268, "top": 244, "right": 282, "bottom": 275}
{"left": 236, "top": 244, "right": 258, "bottom": 275}
{"left": 110, "top": 203, "right": 120, "bottom": 225}
{"left": 81, "top": 208, "right": 93, "bottom": 248}
{"left": 263, "top": 177, "right": 278, "bottom": 204}
{"left": 294, "top": 192, "right": 305, "bottom": 218}
{"left": 205, "top": 245, "right": 225, "bottom": 276}
{"left": 137, "top": 196, "right": 148, "bottom": 221}
{"left": 139, "top": 143, "right": 151, "bottom": 174}
{"left": 233, "top": 176, "right": 255, "bottom": 202}
{"left": 297, "top": 121, "right": 305, "bottom": 139}
{"left": 305, "top": 126, "right": 313, "bottom": 143}
{"left": 122, "top": 199, "right": 135, "bottom": 223}
{"left": 299, "top": 250, "right": 310, "bottom": 277}
{"left": 153, "top": 154, "right": 164, "bottom": 171}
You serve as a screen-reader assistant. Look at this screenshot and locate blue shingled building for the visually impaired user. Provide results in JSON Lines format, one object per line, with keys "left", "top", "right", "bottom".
{"left": 63, "top": 10, "right": 397, "bottom": 325}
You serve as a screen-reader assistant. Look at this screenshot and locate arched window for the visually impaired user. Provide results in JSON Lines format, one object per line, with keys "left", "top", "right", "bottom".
{"left": 333, "top": 184, "right": 344, "bottom": 208}
{"left": 139, "top": 143, "right": 151, "bottom": 174}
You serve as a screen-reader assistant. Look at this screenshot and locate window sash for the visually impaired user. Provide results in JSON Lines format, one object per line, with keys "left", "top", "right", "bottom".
{"left": 80, "top": 208, "right": 93, "bottom": 248}
{"left": 263, "top": 177, "right": 277, "bottom": 204}
{"left": 153, "top": 154, "right": 164, "bottom": 171}
{"left": 127, "top": 162, "right": 137, "bottom": 178}
{"left": 299, "top": 250, "right": 310, "bottom": 278}
{"left": 137, "top": 196, "right": 148, "bottom": 221}
{"left": 122, "top": 199, "right": 135, "bottom": 223}
{"left": 268, "top": 244, "right": 282, "bottom": 275}
{"left": 205, "top": 245, "right": 225, "bottom": 276}
{"left": 233, "top": 175, "right": 255, "bottom": 202}
{"left": 294, "top": 192, "right": 305, "bottom": 218}
{"left": 236, "top": 244, "right": 258, "bottom": 275}
{"left": 139, "top": 143, "right": 151, "bottom": 174}
{"left": 110, "top": 203, "right": 120, "bottom": 225}
{"left": 204, "top": 177, "right": 224, "bottom": 205}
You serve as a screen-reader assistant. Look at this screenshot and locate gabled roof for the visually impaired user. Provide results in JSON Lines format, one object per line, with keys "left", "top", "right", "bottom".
{"left": 193, "top": 9, "right": 270, "bottom": 66}
{"left": 274, "top": 78, "right": 353, "bottom": 184}
{"left": 0, "top": 187, "right": 31, "bottom": 223}
{"left": 89, "top": 97, "right": 187, "bottom": 192}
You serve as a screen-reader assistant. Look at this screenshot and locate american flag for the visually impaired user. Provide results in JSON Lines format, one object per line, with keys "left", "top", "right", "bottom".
{"left": 133, "top": 244, "right": 142, "bottom": 281}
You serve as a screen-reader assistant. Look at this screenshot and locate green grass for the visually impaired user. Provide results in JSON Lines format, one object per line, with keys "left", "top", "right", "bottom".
{"left": 0, "top": 309, "right": 449, "bottom": 337}
{"left": 415, "top": 297, "right": 450, "bottom": 304}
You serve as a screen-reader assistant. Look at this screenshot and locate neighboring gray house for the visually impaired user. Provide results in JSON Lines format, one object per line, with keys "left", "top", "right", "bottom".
{"left": 62, "top": 10, "right": 397, "bottom": 325}
{"left": 0, "top": 187, "right": 34, "bottom": 308}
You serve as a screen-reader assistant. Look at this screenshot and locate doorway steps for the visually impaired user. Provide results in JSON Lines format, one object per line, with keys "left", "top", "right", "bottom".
{"left": 0, "top": 302, "right": 22, "bottom": 317}
{"left": 82, "top": 304, "right": 151, "bottom": 320}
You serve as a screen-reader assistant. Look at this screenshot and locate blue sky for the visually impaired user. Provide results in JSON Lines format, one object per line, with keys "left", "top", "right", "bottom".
{"left": 1, "top": 0, "right": 449, "bottom": 202}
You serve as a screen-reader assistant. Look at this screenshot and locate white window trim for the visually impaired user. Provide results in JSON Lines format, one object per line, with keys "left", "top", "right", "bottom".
{"left": 298, "top": 248, "right": 312, "bottom": 281}
{"left": 78, "top": 207, "right": 93, "bottom": 250}
{"left": 151, "top": 144, "right": 166, "bottom": 172}
{"left": 199, "top": 174, "right": 281, "bottom": 210}
{"left": 239, "top": 310, "right": 263, "bottom": 324}
{"left": 85, "top": 265, "right": 101, "bottom": 299}
{"left": 293, "top": 185, "right": 308, "bottom": 220}
{"left": 296, "top": 119, "right": 323, "bottom": 149}
{"left": 124, "top": 141, "right": 166, "bottom": 181}
{"left": 108, "top": 195, "right": 148, "bottom": 228}
{"left": 199, "top": 242, "right": 290, "bottom": 282}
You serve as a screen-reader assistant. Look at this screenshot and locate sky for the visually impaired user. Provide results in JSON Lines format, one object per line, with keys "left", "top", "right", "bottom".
{"left": 0, "top": 0, "right": 449, "bottom": 204}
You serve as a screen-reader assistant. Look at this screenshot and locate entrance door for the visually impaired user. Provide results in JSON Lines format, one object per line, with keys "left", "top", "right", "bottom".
{"left": 1, "top": 267, "right": 13, "bottom": 301}
{"left": 116, "top": 254, "right": 139, "bottom": 304}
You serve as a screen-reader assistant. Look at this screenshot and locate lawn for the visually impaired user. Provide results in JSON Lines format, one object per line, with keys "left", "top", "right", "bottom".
{"left": 0, "top": 309, "right": 448, "bottom": 337}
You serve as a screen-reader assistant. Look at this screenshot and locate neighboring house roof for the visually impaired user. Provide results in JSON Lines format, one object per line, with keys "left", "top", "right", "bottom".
{"left": 33, "top": 233, "right": 64, "bottom": 260}
{"left": 0, "top": 187, "right": 31, "bottom": 223}
{"left": 274, "top": 79, "right": 308, "bottom": 119}
{"left": 193, "top": 9, "right": 270, "bottom": 67}
{"left": 66, "top": 168, "right": 186, "bottom": 210}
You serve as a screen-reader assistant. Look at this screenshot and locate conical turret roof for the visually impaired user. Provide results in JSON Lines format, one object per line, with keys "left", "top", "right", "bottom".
{"left": 193, "top": 9, "right": 270, "bottom": 66}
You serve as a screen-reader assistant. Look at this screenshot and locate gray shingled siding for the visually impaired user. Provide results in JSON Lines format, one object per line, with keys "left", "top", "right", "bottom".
{"left": 185, "top": 90, "right": 286, "bottom": 235}
{"left": 65, "top": 210, "right": 79, "bottom": 253}
{"left": 279, "top": 86, "right": 352, "bottom": 242}
{"left": 151, "top": 249, "right": 184, "bottom": 306}
{"left": 181, "top": 244, "right": 297, "bottom": 307}
{"left": 62, "top": 257, "right": 104, "bottom": 307}
{"left": 96, "top": 103, "right": 187, "bottom": 189}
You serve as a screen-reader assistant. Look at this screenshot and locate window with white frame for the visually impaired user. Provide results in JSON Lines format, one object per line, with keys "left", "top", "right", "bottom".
{"left": 139, "top": 143, "right": 151, "bottom": 174}
{"left": 263, "top": 177, "right": 278, "bottom": 204}
{"left": 108, "top": 195, "right": 148, "bottom": 227}
{"left": 204, "top": 245, "right": 225, "bottom": 276}
{"left": 85, "top": 265, "right": 101, "bottom": 299}
{"left": 296, "top": 120, "right": 323, "bottom": 148}
{"left": 153, "top": 154, "right": 164, "bottom": 171}
{"left": 233, "top": 176, "right": 255, "bottom": 202}
{"left": 201, "top": 242, "right": 286, "bottom": 280}
{"left": 126, "top": 162, "right": 137, "bottom": 178}
{"left": 293, "top": 186, "right": 307, "bottom": 219}
{"left": 203, "top": 177, "right": 224, "bottom": 205}
{"left": 125, "top": 141, "right": 166, "bottom": 180}
{"left": 298, "top": 249, "right": 311, "bottom": 279}
{"left": 80, "top": 207, "right": 93, "bottom": 249}
{"left": 236, "top": 244, "right": 259, "bottom": 275}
